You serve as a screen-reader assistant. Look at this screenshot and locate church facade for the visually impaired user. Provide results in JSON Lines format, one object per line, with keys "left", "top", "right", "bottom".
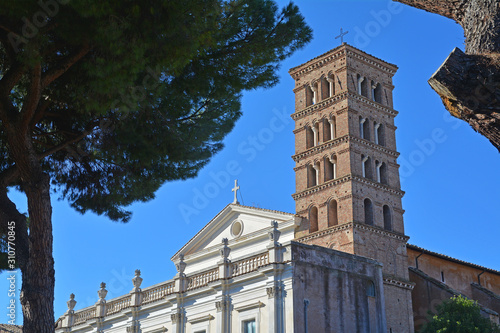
{"left": 55, "top": 44, "right": 499, "bottom": 333}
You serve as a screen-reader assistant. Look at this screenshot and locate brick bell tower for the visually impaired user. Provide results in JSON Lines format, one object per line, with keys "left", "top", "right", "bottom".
{"left": 289, "top": 43, "right": 414, "bottom": 333}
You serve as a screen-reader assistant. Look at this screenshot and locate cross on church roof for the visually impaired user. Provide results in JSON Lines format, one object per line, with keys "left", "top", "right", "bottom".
{"left": 232, "top": 179, "right": 240, "bottom": 204}
{"left": 335, "top": 28, "right": 349, "bottom": 44}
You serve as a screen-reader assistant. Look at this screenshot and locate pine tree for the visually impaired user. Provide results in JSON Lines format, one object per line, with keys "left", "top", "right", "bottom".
{"left": 0, "top": 1, "right": 312, "bottom": 331}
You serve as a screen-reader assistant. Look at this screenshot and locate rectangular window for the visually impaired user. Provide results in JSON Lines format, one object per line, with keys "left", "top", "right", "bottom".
{"left": 243, "top": 319, "right": 256, "bottom": 333}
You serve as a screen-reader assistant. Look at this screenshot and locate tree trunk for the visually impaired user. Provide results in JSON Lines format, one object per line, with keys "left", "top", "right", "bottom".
{"left": 395, "top": 0, "right": 500, "bottom": 152}
{"left": 429, "top": 48, "right": 500, "bottom": 151}
{"left": 20, "top": 171, "right": 55, "bottom": 333}
{"left": 3, "top": 125, "right": 56, "bottom": 332}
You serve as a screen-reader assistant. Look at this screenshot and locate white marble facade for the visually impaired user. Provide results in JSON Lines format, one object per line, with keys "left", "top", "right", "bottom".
{"left": 56, "top": 204, "right": 386, "bottom": 333}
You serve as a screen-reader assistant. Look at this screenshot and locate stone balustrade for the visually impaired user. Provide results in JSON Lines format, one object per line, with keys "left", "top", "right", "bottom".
{"left": 142, "top": 281, "right": 175, "bottom": 305}
{"left": 72, "top": 308, "right": 96, "bottom": 326}
{"left": 59, "top": 233, "right": 282, "bottom": 329}
{"left": 187, "top": 268, "right": 219, "bottom": 291}
{"left": 231, "top": 252, "right": 270, "bottom": 277}
{"left": 105, "top": 296, "right": 131, "bottom": 316}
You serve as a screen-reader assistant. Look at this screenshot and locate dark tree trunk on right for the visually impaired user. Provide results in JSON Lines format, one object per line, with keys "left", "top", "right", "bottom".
{"left": 395, "top": 0, "right": 500, "bottom": 152}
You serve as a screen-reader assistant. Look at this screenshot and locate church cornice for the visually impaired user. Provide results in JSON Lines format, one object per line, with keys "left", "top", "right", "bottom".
{"left": 353, "top": 222, "right": 409, "bottom": 242}
{"left": 351, "top": 176, "right": 405, "bottom": 197}
{"left": 292, "top": 175, "right": 352, "bottom": 199}
{"left": 292, "top": 174, "right": 404, "bottom": 200}
{"left": 345, "top": 48, "right": 397, "bottom": 75}
{"left": 292, "top": 174, "right": 404, "bottom": 199}
{"left": 291, "top": 91, "right": 398, "bottom": 122}
{"left": 295, "top": 222, "right": 355, "bottom": 243}
{"left": 292, "top": 135, "right": 398, "bottom": 164}
{"left": 349, "top": 136, "right": 400, "bottom": 158}
{"left": 295, "top": 221, "right": 409, "bottom": 245}
{"left": 289, "top": 46, "right": 347, "bottom": 79}
{"left": 288, "top": 43, "right": 397, "bottom": 80}
{"left": 291, "top": 91, "right": 348, "bottom": 120}
{"left": 292, "top": 135, "right": 349, "bottom": 162}
{"left": 348, "top": 92, "right": 398, "bottom": 117}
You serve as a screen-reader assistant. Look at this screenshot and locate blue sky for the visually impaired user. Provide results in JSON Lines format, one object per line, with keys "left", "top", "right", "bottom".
{"left": 2, "top": 0, "right": 500, "bottom": 324}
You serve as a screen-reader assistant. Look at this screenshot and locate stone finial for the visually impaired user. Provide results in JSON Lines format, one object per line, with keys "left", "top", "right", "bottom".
{"left": 220, "top": 238, "right": 231, "bottom": 261}
{"left": 268, "top": 220, "right": 281, "bottom": 246}
{"left": 98, "top": 282, "right": 108, "bottom": 302}
{"left": 67, "top": 293, "right": 77, "bottom": 311}
{"left": 132, "top": 269, "right": 143, "bottom": 290}
{"left": 176, "top": 254, "right": 187, "bottom": 275}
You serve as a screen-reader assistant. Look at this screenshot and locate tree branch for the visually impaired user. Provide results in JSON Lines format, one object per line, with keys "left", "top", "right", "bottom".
{"left": 38, "top": 124, "right": 97, "bottom": 160}
{"left": 428, "top": 47, "right": 500, "bottom": 151}
{"left": 41, "top": 43, "right": 92, "bottom": 89}
{"left": 20, "top": 63, "right": 42, "bottom": 132}
{"left": 394, "top": 0, "right": 467, "bottom": 23}
{"left": 0, "top": 62, "right": 25, "bottom": 104}
{"left": 30, "top": 97, "right": 51, "bottom": 128}
{"left": 0, "top": 166, "right": 19, "bottom": 188}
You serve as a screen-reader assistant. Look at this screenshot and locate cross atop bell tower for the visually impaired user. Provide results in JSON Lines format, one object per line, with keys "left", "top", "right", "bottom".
{"left": 289, "top": 43, "right": 415, "bottom": 332}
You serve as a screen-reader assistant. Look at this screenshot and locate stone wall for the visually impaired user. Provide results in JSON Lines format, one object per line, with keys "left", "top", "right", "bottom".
{"left": 290, "top": 241, "right": 387, "bottom": 333}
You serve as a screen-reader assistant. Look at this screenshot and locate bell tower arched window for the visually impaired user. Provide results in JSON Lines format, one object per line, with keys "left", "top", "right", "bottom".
{"left": 305, "top": 126, "right": 314, "bottom": 149}
{"left": 305, "top": 85, "right": 314, "bottom": 107}
{"left": 364, "top": 198, "right": 374, "bottom": 226}
{"left": 325, "top": 155, "right": 337, "bottom": 181}
{"left": 375, "top": 160, "right": 388, "bottom": 184}
{"left": 323, "top": 118, "right": 331, "bottom": 142}
{"left": 357, "top": 74, "right": 368, "bottom": 97}
{"left": 326, "top": 73, "right": 335, "bottom": 97}
{"left": 311, "top": 82, "right": 318, "bottom": 105}
{"left": 373, "top": 82, "right": 383, "bottom": 104}
{"left": 307, "top": 164, "right": 318, "bottom": 188}
{"left": 320, "top": 76, "right": 329, "bottom": 100}
{"left": 328, "top": 200, "right": 338, "bottom": 227}
{"left": 360, "top": 117, "right": 370, "bottom": 141}
{"left": 362, "top": 155, "right": 373, "bottom": 180}
{"left": 383, "top": 205, "right": 392, "bottom": 231}
{"left": 313, "top": 122, "right": 319, "bottom": 146}
{"left": 309, "top": 206, "right": 319, "bottom": 232}
{"left": 374, "top": 123, "right": 385, "bottom": 146}
{"left": 380, "top": 162, "right": 388, "bottom": 185}
{"left": 324, "top": 117, "right": 336, "bottom": 141}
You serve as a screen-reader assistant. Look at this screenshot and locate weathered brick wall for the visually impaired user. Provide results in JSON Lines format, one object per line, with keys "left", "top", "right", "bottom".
{"left": 407, "top": 246, "right": 500, "bottom": 297}
{"left": 290, "top": 44, "right": 414, "bottom": 333}
{"left": 291, "top": 242, "right": 387, "bottom": 333}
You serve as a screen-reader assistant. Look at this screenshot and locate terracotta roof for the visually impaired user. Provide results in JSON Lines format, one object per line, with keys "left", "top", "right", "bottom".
{"left": 288, "top": 42, "right": 397, "bottom": 74}
{"left": 0, "top": 324, "right": 23, "bottom": 333}
{"left": 407, "top": 244, "right": 500, "bottom": 276}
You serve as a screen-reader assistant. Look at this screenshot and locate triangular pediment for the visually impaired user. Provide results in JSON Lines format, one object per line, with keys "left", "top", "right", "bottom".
{"left": 171, "top": 204, "right": 295, "bottom": 262}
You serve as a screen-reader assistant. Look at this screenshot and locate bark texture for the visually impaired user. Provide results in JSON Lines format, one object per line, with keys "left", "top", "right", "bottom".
{"left": 1, "top": 120, "right": 56, "bottom": 332}
{"left": 396, "top": 0, "right": 500, "bottom": 152}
